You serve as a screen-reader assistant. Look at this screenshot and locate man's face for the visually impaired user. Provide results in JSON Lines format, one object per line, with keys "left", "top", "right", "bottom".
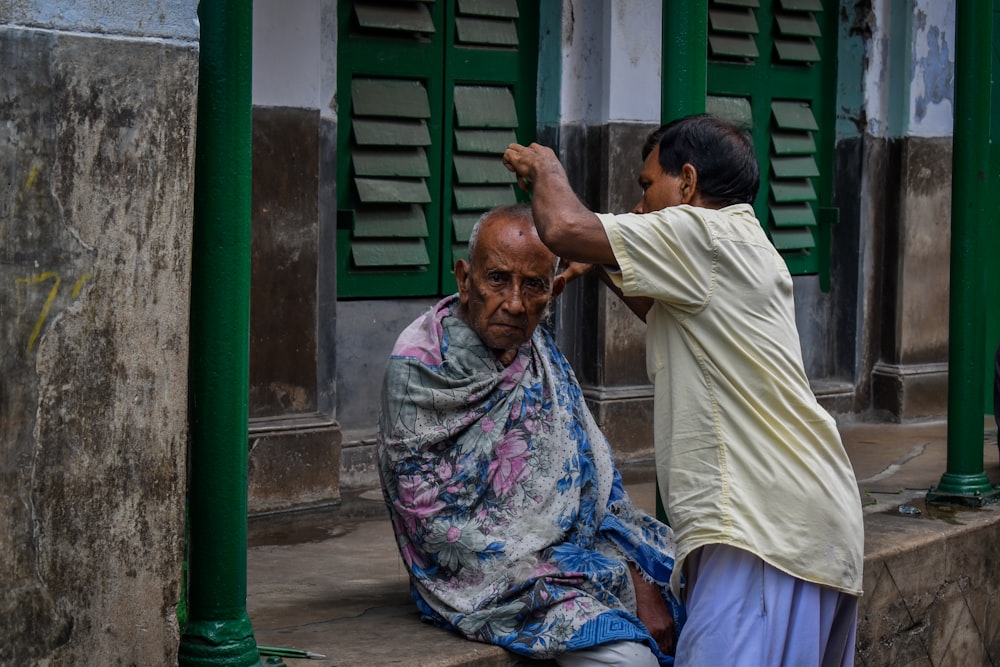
{"left": 456, "top": 218, "right": 564, "bottom": 363}
{"left": 633, "top": 146, "right": 686, "bottom": 214}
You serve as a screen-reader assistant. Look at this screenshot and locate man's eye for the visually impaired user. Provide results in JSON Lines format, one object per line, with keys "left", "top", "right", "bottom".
{"left": 486, "top": 272, "right": 505, "bottom": 284}
{"left": 525, "top": 279, "right": 547, "bottom": 292}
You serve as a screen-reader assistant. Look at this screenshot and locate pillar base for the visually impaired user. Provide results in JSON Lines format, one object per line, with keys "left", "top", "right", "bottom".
{"left": 178, "top": 616, "right": 268, "bottom": 667}
{"left": 926, "top": 473, "right": 1000, "bottom": 507}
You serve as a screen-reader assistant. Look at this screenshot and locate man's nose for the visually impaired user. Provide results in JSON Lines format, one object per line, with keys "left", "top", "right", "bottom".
{"left": 632, "top": 199, "right": 645, "bottom": 214}
{"left": 503, "top": 285, "right": 526, "bottom": 314}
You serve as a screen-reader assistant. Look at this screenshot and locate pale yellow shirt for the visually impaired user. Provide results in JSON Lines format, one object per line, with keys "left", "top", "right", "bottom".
{"left": 598, "top": 204, "right": 864, "bottom": 598}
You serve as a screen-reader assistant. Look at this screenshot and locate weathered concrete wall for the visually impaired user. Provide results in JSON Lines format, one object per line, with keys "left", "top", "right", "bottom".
{"left": 859, "top": 505, "right": 1000, "bottom": 664}
{"left": 871, "top": 137, "right": 953, "bottom": 420}
{"left": 0, "top": 19, "right": 197, "bottom": 665}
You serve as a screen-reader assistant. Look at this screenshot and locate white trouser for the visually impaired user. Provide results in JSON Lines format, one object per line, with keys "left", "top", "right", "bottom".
{"left": 555, "top": 641, "right": 660, "bottom": 667}
{"left": 674, "top": 543, "right": 858, "bottom": 667}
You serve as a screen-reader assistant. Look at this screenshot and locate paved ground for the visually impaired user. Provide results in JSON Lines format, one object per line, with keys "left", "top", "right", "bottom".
{"left": 245, "top": 417, "right": 1000, "bottom": 666}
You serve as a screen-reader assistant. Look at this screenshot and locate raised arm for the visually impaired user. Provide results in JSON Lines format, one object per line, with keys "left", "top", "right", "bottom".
{"left": 502, "top": 143, "right": 617, "bottom": 266}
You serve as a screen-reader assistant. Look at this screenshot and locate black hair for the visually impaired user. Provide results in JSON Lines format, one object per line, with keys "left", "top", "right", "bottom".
{"left": 643, "top": 114, "right": 760, "bottom": 207}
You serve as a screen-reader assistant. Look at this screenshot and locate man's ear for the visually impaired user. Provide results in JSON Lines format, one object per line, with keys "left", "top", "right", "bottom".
{"left": 550, "top": 273, "right": 567, "bottom": 299}
{"left": 454, "top": 259, "right": 471, "bottom": 302}
{"left": 680, "top": 163, "right": 698, "bottom": 205}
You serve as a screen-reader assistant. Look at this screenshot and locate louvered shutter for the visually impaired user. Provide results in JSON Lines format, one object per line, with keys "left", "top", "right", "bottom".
{"left": 449, "top": 86, "right": 519, "bottom": 264}
{"left": 440, "top": 0, "right": 536, "bottom": 290}
{"left": 704, "top": 0, "right": 835, "bottom": 276}
{"left": 337, "top": 0, "right": 537, "bottom": 297}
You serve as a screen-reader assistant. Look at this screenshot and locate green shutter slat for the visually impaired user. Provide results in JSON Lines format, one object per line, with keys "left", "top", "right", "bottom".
{"left": 771, "top": 101, "right": 818, "bottom": 131}
{"left": 770, "top": 202, "right": 816, "bottom": 227}
{"left": 714, "top": 0, "right": 760, "bottom": 6}
{"left": 775, "top": 12, "right": 821, "bottom": 37}
{"left": 352, "top": 148, "right": 430, "bottom": 178}
{"left": 709, "top": 34, "right": 759, "bottom": 59}
{"left": 770, "top": 228, "right": 816, "bottom": 251}
{"left": 709, "top": 7, "right": 759, "bottom": 34}
{"left": 454, "top": 184, "right": 516, "bottom": 210}
{"left": 455, "top": 17, "right": 518, "bottom": 46}
{"left": 774, "top": 38, "right": 821, "bottom": 63}
{"left": 355, "top": 177, "right": 432, "bottom": 204}
{"left": 352, "top": 78, "right": 431, "bottom": 118}
{"left": 771, "top": 179, "right": 816, "bottom": 202}
{"left": 454, "top": 154, "right": 517, "bottom": 184}
{"left": 353, "top": 205, "right": 429, "bottom": 237}
{"left": 452, "top": 213, "right": 479, "bottom": 242}
{"left": 351, "top": 239, "right": 430, "bottom": 267}
{"left": 458, "top": 0, "right": 519, "bottom": 18}
{"left": 707, "top": 96, "right": 753, "bottom": 128}
{"left": 454, "top": 128, "right": 517, "bottom": 153}
{"left": 772, "top": 130, "right": 816, "bottom": 155}
{"left": 452, "top": 245, "right": 470, "bottom": 264}
{"left": 354, "top": 1, "right": 436, "bottom": 34}
{"left": 772, "top": 155, "right": 819, "bottom": 178}
{"left": 454, "top": 86, "right": 518, "bottom": 127}
{"left": 353, "top": 118, "right": 431, "bottom": 146}
{"left": 779, "top": 0, "right": 823, "bottom": 11}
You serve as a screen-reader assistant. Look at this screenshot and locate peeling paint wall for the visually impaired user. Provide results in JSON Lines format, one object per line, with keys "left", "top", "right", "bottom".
{"left": 838, "top": 0, "right": 957, "bottom": 418}
{"left": 0, "top": 4, "right": 198, "bottom": 663}
{"left": 862, "top": 0, "right": 955, "bottom": 138}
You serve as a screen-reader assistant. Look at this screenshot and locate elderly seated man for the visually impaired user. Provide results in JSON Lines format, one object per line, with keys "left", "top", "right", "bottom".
{"left": 376, "top": 204, "right": 684, "bottom": 666}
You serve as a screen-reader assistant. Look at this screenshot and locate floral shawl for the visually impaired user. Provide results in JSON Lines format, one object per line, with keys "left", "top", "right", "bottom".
{"left": 377, "top": 295, "right": 684, "bottom": 663}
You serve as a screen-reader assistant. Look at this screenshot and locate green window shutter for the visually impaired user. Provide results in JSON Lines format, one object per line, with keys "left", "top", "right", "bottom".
{"left": 449, "top": 85, "right": 519, "bottom": 268}
{"left": 352, "top": 1, "right": 436, "bottom": 35}
{"left": 347, "top": 77, "right": 434, "bottom": 275}
{"left": 337, "top": 1, "right": 445, "bottom": 297}
{"left": 440, "top": 2, "right": 538, "bottom": 294}
{"left": 708, "top": 0, "right": 760, "bottom": 62}
{"left": 772, "top": 0, "right": 822, "bottom": 64}
{"left": 705, "top": 0, "right": 836, "bottom": 278}
{"left": 767, "top": 100, "right": 820, "bottom": 267}
{"left": 337, "top": 0, "right": 537, "bottom": 298}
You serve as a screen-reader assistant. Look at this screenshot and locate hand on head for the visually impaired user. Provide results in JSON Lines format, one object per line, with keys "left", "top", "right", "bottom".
{"left": 502, "top": 143, "right": 562, "bottom": 193}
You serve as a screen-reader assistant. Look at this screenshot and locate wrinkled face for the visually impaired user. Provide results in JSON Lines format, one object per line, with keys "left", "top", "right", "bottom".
{"left": 456, "top": 218, "right": 563, "bottom": 363}
{"left": 633, "top": 146, "right": 686, "bottom": 214}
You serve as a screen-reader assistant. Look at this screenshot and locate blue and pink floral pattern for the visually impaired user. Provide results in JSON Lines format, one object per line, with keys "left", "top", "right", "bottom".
{"left": 378, "top": 295, "right": 684, "bottom": 663}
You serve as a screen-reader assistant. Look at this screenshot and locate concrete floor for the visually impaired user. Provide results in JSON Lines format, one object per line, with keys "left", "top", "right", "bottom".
{"left": 245, "top": 418, "right": 1000, "bottom": 666}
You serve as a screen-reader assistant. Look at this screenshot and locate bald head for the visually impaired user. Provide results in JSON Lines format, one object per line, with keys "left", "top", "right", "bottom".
{"left": 454, "top": 205, "right": 565, "bottom": 365}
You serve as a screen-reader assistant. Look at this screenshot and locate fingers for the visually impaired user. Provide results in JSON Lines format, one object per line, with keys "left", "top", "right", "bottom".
{"left": 503, "top": 143, "right": 535, "bottom": 192}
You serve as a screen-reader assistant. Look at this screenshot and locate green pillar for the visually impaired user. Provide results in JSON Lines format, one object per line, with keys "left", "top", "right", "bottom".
{"left": 178, "top": 1, "right": 263, "bottom": 664}
{"left": 661, "top": 0, "right": 707, "bottom": 122}
{"left": 928, "top": 0, "right": 999, "bottom": 506}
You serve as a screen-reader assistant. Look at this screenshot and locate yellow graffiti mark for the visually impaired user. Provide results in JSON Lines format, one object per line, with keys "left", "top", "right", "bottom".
{"left": 13, "top": 165, "right": 42, "bottom": 218}
{"left": 25, "top": 165, "right": 40, "bottom": 192}
{"left": 15, "top": 272, "right": 62, "bottom": 355}
{"left": 72, "top": 273, "right": 92, "bottom": 298}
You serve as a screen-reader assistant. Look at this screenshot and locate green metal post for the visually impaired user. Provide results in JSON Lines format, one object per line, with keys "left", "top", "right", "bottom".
{"left": 178, "top": 1, "right": 263, "bottom": 665}
{"left": 661, "top": 0, "right": 707, "bottom": 122}
{"left": 928, "top": 0, "right": 999, "bottom": 505}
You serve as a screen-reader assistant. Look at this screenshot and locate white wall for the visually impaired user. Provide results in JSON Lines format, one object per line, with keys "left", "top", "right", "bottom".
{"left": 560, "top": 0, "right": 662, "bottom": 124}
{"left": 252, "top": 0, "right": 321, "bottom": 109}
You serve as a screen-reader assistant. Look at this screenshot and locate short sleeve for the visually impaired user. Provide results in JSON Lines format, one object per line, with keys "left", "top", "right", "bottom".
{"left": 597, "top": 207, "right": 716, "bottom": 312}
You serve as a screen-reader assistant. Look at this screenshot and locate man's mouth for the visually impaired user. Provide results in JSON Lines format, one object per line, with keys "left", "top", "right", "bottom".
{"left": 491, "top": 321, "right": 525, "bottom": 334}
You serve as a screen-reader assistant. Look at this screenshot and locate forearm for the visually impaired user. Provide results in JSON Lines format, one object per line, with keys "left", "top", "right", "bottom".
{"left": 595, "top": 267, "right": 653, "bottom": 322}
{"left": 529, "top": 169, "right": 611, "bottom": 264}
{"left": 502, "top": 143, "right": 617, "bottom": 265}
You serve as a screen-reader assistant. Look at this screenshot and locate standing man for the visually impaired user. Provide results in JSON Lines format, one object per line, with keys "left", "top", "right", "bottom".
{"left": 377, "top": 204, "right": 685, "bottom": 666}
{"left": 502, "top": 114, "right": 864, "bottom": 666}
